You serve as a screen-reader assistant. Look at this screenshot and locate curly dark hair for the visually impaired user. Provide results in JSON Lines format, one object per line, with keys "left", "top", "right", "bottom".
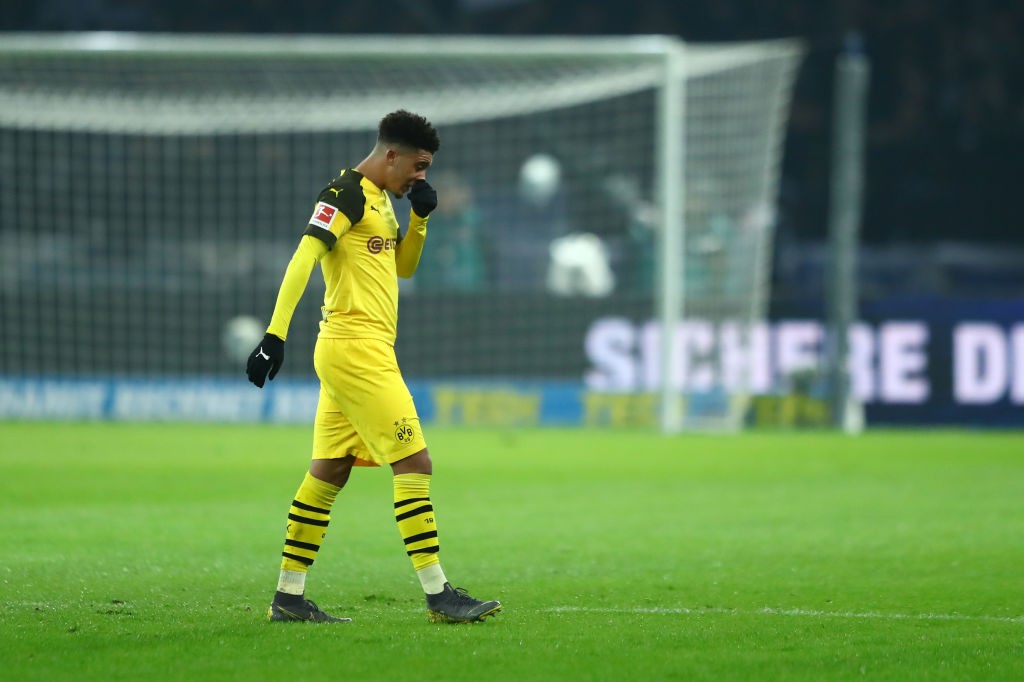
{"left": 378, "top": 110, "right": 440, "bottom": 153}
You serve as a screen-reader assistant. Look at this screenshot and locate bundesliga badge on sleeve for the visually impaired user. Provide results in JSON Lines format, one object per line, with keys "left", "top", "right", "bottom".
{"left": 309, "top": 202, "right": 337, "bottom": 231}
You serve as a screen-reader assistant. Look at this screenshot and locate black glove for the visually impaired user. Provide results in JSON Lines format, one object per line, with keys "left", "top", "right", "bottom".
{"left": 246, "top": 333, "right": 284, "bottom": 388}
{"left": 408, "top": 179, "right": 437, "bottom": 218}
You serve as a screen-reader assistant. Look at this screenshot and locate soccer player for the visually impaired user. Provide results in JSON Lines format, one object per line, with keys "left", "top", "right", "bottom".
{"left": 245, "top": 110, "right": 500, "bottom": 624}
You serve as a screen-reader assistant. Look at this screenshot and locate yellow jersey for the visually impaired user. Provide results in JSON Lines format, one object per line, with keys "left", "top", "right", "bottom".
{"left": 303, "top": 169, "right": 403, "bottom": 344}
{"left": 265, "top": 169, "right": 427, "bottom": 346}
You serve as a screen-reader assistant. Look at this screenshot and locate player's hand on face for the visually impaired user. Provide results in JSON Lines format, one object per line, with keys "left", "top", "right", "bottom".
{"left": 408, "top": 179, "right": 437, "bottom": 218}
{"left": 246, "top": 333, "right": 285, "bottom": 388}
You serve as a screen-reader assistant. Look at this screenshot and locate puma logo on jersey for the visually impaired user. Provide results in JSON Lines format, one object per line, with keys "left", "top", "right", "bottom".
{"left": 328, "top": 187, "right": 343, "bottom": 197}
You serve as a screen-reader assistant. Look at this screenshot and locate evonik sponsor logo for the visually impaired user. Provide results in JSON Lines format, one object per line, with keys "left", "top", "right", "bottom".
{"left": 366, "top": 235, "right": 397, "bottom": 254}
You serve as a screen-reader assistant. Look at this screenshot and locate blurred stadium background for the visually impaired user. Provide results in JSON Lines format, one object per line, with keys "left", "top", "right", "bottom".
{"left": 1, "top": 0, "right": 1023, "bottom": 430}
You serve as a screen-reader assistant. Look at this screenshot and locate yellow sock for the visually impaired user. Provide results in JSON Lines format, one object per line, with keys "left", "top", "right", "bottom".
{"left": 277, "top": 472, "right": 340, "bottom": 593}
{"left": 393, "top": 473, "right": 441, "bottom": 574}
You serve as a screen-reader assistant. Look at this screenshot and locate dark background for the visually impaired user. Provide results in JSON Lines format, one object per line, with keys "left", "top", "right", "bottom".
{"left": 4, "top": 1, "right": 1022, "bottom": 237}
{"left": 3, "top": 0, "right": 1023, "bottom": 299}
{"left": 2, "top": 1, "right": 1021, "bottom": 427}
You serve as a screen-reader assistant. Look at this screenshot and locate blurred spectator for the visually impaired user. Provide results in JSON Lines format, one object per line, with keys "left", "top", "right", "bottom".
{"left": 412, "top": 171, "right": 487, "bottom": 293}
{"left": 482, "top": 153, "right": 573, "bottom": 292}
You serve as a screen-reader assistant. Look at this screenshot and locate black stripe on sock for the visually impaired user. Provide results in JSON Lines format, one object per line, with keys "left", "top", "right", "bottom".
{"left": 406, "top": 545, "right": 440, "bottom": 556}
{"left": 292, "top": 499, "right": 331, "bottom": 515}
{"left": 394, "top": 497, "right": 430, "bottom": 509}
{"left": 395, "top": 503, "right": 433, "bottom": 523}
{"left": 284, "top": 538, "right": 321, "bottom": 552}
{"left": 403, "top": 530, "right": 438, "bottom": 546}
{"left": 288, "top": 512, "right": 329, "bottom": 527}
{"left": 282, "top": 551, "right": 314, "bottom": 566}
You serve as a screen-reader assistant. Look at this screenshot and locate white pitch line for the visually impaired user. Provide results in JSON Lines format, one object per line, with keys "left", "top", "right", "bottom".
{"left": 545, "top": 606, "right": 1024, "bottom": 624}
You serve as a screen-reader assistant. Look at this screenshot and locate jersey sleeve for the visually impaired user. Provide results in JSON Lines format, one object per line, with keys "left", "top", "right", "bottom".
{"left": 395, "top": 212, "right": 428, "bottom": 278}
{"left": 303, "top": 170, "right": 366, "bottom": 249}
{"left": 265, "top": 235, "right": 329, "bottom": 340}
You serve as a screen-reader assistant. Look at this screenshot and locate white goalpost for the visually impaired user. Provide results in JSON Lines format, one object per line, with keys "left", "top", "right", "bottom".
{"left": 0, "top": 33, "right": 804, "bottom": 431}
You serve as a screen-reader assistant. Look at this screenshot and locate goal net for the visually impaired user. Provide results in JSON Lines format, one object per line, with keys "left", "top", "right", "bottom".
{"left": 0, "top": 33, "right": 803, "bottom": 430}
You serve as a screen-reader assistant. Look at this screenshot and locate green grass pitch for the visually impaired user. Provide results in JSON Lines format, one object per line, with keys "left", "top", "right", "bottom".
{"left": 1, "top": 423, "right": 1022, "bottom": 681}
